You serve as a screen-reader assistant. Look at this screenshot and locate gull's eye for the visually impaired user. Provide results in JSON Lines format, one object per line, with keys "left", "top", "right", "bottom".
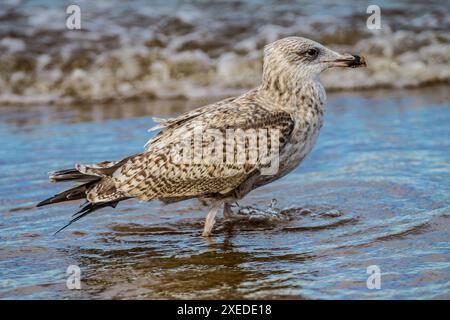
{"left": 306, "top": 48, "right": 319, "bottom": 57}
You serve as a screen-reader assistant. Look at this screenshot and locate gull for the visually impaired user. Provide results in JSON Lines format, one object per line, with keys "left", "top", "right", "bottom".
{"left": 37, "top": 37, "right": 366, "bottom": 236}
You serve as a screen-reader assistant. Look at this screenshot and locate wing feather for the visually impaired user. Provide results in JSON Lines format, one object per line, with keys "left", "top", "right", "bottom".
{"left": 114, "top": 94, "right": 294, "bottom": 201}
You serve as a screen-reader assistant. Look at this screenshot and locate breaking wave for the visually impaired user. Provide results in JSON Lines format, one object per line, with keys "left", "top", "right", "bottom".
{"left": 0, "top": 0, "right": 449, "bottom": 104}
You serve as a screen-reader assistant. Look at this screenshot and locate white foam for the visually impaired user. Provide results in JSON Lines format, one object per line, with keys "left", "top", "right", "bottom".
{"left": 0, "top": 0, "right": 448, "bottom": 104}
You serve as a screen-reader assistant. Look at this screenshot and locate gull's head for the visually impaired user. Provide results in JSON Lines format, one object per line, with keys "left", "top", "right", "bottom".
{"left": 263, "top": 36, "right": 366, "bottom": 80}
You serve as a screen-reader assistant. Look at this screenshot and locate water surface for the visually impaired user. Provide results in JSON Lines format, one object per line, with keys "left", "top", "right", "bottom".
{"left": 0, "top": 86, "right": 449, "bottom": 299}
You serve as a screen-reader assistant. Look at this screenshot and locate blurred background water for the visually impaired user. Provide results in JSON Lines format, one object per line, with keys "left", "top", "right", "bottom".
{"left": 0, "top": 0, "right": 449, "bottom": 299}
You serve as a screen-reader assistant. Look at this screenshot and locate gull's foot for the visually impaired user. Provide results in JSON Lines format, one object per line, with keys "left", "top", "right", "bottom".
{"left": 223, "top": 202, "right": 234, "bottom": 219}
{"left": 222, "top": 201, "right": 245, "bottom": 219}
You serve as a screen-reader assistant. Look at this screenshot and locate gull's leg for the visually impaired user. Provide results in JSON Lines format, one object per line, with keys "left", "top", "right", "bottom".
{"left": 223, "top": 202, "right": 233, "bottom": 219}
{"left": 202, "top": 202, "right": 221, "bottom": 237}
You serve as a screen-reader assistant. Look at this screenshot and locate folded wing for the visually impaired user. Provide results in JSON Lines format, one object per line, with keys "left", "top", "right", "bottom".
{"left": 106, "top": 99, "right": 294, "bottom": 202}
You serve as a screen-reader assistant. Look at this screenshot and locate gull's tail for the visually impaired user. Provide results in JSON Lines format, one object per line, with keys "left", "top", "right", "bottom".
{"left": 51, "top": 200, "right": 121, "bottom": 235}
{"left": 37, "top": 170, "right": 100, "bottom": 207}
{"left": 37, "top": 161, "right": 129, "bottom": 234}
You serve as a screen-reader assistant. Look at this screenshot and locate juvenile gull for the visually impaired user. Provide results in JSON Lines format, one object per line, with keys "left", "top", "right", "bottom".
{"left": 37, "top": 37, "right": 366, "bottom": 236}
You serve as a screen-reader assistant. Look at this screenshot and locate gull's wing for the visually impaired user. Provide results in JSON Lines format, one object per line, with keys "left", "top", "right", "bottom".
{"left": 148, "top": 97, "right": 236, "bottom": 132}
{"left": 146, "top": 96, "right": 236, "bottom": 149}
{"left": 108, "top": 96, "right": 294, "bottom": 201}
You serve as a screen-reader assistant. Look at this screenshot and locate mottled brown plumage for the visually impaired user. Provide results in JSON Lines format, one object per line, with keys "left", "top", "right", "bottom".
{"left": 38, "top": 37, "right": 366, "bottom": 236}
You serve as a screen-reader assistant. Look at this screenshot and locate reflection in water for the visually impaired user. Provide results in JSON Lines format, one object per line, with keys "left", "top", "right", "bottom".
{"left": 1, "top": 85, "right": 448, "bottom": 127}
{"left": 0, "top": 98, "right": 218, "bottom": 127}
{"left": 0, "top": 87, "right": 450, "bottom": 299}
{"left": 70, "top": 206, "right": 331, "bottom": 299}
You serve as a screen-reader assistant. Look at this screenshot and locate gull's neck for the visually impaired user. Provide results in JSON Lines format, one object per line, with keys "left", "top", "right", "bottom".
{"left": 259, "top": 64, "right": 322, "bottom": 110}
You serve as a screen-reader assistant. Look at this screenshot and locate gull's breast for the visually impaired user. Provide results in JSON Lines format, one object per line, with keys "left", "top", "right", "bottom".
{"left": 278, "top": 82, "right": 325, "bottom": 178}
{"left": 279, "top": 112, "right": 323, "bottom": 176}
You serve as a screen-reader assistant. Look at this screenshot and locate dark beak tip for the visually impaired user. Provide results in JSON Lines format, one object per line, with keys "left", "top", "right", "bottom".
{"left": 351, "top": 55, "right": 367, "bottom": 68}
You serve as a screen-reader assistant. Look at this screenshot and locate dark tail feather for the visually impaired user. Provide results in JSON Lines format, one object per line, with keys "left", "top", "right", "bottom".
{"left": 38, "top": 167, "right": 101, "bottom": 206}
{"left": 53, "top": 200, "right": 121, "bottom": 235}
{"left": 39, "top": 165, "right": 130, "bottom": 235}
{"left": 49, "top": 169, "right": 98, "bottom": 182}
{"left": 37, "top": 180, "right": 99, "bottom": 207}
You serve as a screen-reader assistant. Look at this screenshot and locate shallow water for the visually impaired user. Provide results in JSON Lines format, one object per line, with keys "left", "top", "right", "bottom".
{"left": 1, "top": 86, "right": 450, "bottom": 299}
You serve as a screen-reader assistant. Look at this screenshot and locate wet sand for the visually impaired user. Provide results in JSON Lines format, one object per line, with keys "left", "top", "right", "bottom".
{"left": 1, "top": 86, "right": 449, "bottom": 299}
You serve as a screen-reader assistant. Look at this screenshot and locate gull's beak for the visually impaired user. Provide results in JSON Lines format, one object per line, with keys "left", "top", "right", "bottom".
{"left": 324, "top": 53, "right": 367, "bottom": 68}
